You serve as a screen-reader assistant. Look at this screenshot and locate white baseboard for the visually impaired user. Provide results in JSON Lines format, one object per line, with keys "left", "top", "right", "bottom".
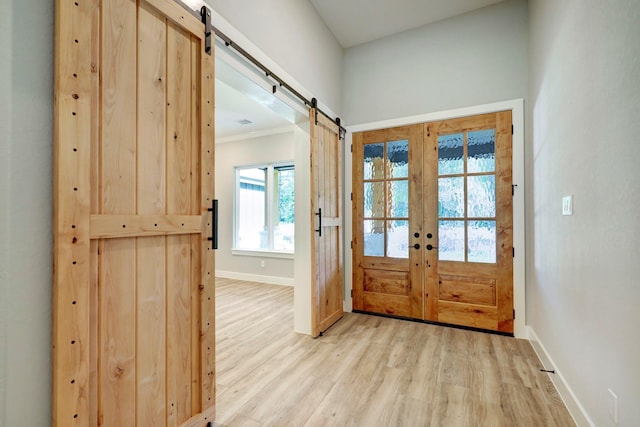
{"left": 527, "top": 326, "right": 595, "bottom": 427}
{"left": 215, "top": 270, "right": 293, "bottom": 287}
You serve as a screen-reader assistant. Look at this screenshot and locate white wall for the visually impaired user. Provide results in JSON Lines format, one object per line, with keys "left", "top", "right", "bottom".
{"left": 206, "top": 0, "right": 344, "bottom": 116}
{"left": 343, "top": 0, "right": 528, "bottom": 125}
{"left": 0, "top": 1, "right": 10, "bottom": 422}
{"left": 528, "top": 0, "right": 640, "bottom": 426}
{"left": 0, "top": 0, "right": 54, "bottom": 425}
{"left": 215, "top": 131, "right": 296, "bottom": 283}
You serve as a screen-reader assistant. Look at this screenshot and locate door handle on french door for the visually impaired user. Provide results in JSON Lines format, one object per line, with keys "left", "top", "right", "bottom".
{"left": 208, "top": 199, "right": 218, "bottom": 250}
{"left": 426, "top": 244, "right": 437, "bottom": 251}
{"left": 413, "top": 244, "right": 420, "bottom": 249}
{"left": 315, "top": 208, "right": 322, "bottom": 237}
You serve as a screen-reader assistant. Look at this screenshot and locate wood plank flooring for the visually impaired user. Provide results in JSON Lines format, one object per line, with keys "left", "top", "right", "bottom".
{"left": 214, "top": 278, "right": 575, "bottom": 427}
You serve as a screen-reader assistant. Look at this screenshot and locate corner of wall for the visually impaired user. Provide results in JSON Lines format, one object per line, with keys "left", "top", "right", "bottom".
{"left": 0, "top": 0, "right": 13, "bottom": 423}
{"left": 293, "top": 123, "right": 312, "bottom": 335}
{"left": 3, "top": 0, "right": 54, "bottom": 424}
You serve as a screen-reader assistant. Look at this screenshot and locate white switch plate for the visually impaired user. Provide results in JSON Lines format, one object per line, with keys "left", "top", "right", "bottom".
{"left": 562, "top": 195, "right": 573, "bottom": 215}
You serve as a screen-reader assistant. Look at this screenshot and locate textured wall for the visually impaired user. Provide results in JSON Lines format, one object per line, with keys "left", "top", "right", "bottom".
{"left": 528, "top": 0, "right": 640, "bottom": 425}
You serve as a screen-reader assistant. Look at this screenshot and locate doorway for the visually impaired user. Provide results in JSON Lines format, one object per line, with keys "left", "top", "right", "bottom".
{"left": 352, "top": 111, "right": 514, "bottom": 334}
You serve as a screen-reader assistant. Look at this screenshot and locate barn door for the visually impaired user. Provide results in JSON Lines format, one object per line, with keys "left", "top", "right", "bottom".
{"left": 53, "top": 0, "right": 215, "bottom": 426}
{"left": 310, "top": 109, "right": 344, "bottom": 337}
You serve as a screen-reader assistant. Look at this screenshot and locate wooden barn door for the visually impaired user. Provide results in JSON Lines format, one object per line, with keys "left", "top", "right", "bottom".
{"left": 310, "top": 110, "right": 344, "bottom": 337}
{"left": 53, "top": 1, "right": 216, "bottom": 426}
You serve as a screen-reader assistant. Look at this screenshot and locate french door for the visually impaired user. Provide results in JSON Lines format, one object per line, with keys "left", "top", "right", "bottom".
{"left": 352, "top": 112, "right": 514, "bottom": 333}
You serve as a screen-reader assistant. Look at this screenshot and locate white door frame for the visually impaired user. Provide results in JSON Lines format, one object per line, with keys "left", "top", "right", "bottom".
{"left": 345, "top": 99, "right": 526, "bottom": 338}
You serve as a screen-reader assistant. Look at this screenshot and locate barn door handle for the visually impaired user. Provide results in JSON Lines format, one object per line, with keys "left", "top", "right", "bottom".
{"left": 315, "top": 208, "right": 322, "bottom": 237}
{"left": 210, "top": 200, "right": 218, "bottom": 249}
{"left": 426, "top": 244, "right": 437, "bottom": 251}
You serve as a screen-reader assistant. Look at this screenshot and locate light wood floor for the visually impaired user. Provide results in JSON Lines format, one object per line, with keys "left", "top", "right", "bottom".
{"left": 214, "top": 278, "right": 575, "bottom": 427}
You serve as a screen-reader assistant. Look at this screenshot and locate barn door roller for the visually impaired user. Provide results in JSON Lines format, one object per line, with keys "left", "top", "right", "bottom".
{"left": 200, "top": 6, "right": 212, "bottom": 55}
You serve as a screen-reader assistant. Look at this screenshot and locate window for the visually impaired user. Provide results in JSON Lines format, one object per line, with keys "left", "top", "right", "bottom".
{"left": 235, "top": 163, "right": 295, "bottom": 253}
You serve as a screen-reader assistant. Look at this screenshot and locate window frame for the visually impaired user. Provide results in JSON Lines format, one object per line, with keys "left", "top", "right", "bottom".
{"left": 233, "top": 161, "right": 295, "bottom": 257}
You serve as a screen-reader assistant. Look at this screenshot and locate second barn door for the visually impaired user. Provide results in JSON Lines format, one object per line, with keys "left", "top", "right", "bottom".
{"left": 310, "top": 110, "right": 344, "bottom": 337}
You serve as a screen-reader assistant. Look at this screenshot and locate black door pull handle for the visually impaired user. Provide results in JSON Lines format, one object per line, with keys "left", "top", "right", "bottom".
{"left": 413, "top": 244, "right": 420, "bottom": 249}
{"left": 426, "top": 244, "right": 437, "bottom": 251}
{"left": 207, "top": 199, "right": 218, "bottom": 250}
{"left": 315, "top": 208, "right": 322, "bottom": 237}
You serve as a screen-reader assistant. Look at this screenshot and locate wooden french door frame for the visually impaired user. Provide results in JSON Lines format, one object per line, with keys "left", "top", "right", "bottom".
{"left": 346, "top": 101, "right": 525, "bottom": 337}
{"left": 424, "top": 112, "right": 513, "bottom": 333}
{"left": 53, "top": 0, "right": 215, "bottom": 425}
{"left": 352, "top": 111, "right": 515, "bottom": 334}
{"left": 351, "top": 125, "right": 423, "bottom": 319}
{"left": 310, "top": 110, "right": 344, "bottom": 337}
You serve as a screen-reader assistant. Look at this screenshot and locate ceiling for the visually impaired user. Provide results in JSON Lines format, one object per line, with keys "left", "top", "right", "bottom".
{"left": 309, "top": 0, "right": 506, "bottom": 48}
{"left": 215, "top": 56, "right": 301, "bottom": 142}
{"left": 215, "top": 79, "right": 292, "bottom": 141}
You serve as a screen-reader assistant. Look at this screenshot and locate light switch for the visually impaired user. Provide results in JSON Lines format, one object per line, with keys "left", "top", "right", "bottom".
{"left": 562, "top": 195, "right": 573, "bottom": 215}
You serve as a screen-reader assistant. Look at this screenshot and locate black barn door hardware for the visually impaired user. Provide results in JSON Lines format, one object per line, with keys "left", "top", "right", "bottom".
{"left": 208, "top": 199, "right": 218, "bottom": 250}
{"left": 200, "top": 6, "right": 212, "bottom": 55}
{"left": 315, "top": 208, "right": 322, "bottom": 237}
{"left": 212, "top": 25, "right": 346, "bottom": 135}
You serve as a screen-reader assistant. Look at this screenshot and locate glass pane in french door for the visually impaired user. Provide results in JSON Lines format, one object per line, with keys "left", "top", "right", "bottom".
{"left": 437, "top": 129, "right": 497, "bottom": 263}
{"left": 363, "top": 139, "right": 409, "bottom": 259}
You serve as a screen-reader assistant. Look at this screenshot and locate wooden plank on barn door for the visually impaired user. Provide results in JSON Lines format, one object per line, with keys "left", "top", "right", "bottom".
{"left": 310, "top": 110, "right": 344, "bottom": 337}
{"left": 136, "top": 6, "right": 168, "bottom": 409}
{"left": 53, "top": 0, "right": 216, "bottom": 425}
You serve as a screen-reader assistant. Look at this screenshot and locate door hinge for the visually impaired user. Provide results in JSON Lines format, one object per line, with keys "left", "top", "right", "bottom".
{"left": 350, "top": 144, "right": 353, "bottom": 153}
{"left": 350, "top": 241, "right": 353, "bottom": 249}
{"left": 512, "top": 247, "right": 515, "bottom": 257}
{"left": 350, "top": 289, "right": 353, "bottom": 298}
{"left": 512, "top": 184, "right": 518, "bottom": 196}
{"left": 511, "top": 124, "right": 514, "bottom": 135}
{"left": 200, "top": 6, "right": 212, "bottom": 56}
{"left": 350, "top": 192, "right": 353, "bottom": 201}
{"left": 513, "top": 309, "right": 516, "bottom": 319}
